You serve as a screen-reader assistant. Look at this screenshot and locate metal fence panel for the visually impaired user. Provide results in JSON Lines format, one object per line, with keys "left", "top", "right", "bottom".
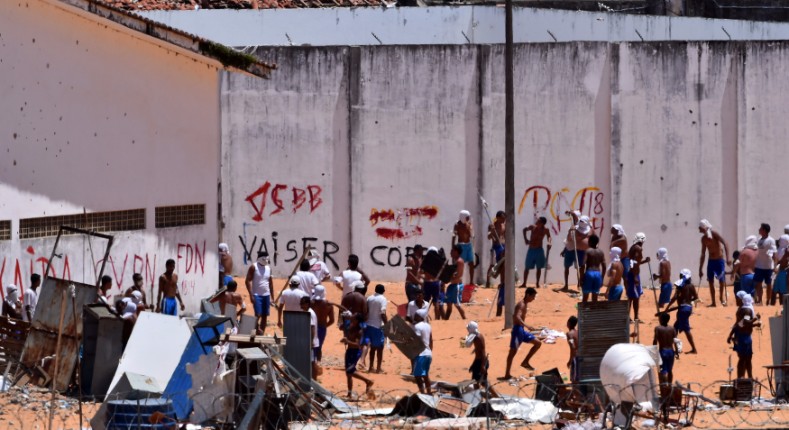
{"left": 577, "top": 300, "right": 630, "bottom": 381}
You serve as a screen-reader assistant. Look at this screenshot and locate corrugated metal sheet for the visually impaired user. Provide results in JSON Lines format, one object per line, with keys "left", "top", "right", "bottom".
{"left": 577, "top": 300, "right": 629, "bottom": 381}
{"left": 18, "top": 277, "right": 97, "bottom": 391}
{"left": 283, "top": 311, "right": 312, "bottom": 383}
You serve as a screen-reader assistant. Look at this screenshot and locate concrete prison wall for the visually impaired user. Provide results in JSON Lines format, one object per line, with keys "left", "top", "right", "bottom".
{"left": 221, "top": 42, "right": 787, "bottom": 285}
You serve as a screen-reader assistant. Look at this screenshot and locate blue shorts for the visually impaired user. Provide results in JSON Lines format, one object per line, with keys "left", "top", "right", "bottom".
{"left": 509, "top": 325, "right": 536, "bottom": 349}
{"left": 492, "top": 244, "right": 505, "bottom": 262}
{"left": 563, "top": 249, "right": 585, "bottom": 269}
{"left": 223, "top": 275, "right": 233, "bottom": 286}
{"left": 364, "top": 326, "right": 385, "bottom": 348}
{"left": 445, "top": 283, "right": 463, "bottom": 304}
{"left": 733, "top": 279, "right": 741, "bottom": 294}
{"left": 345, "top": 348, "right": 362, "bottom": 374}
{"left": 658, "top": 282, "right": 673, "bottom": 306}
{"left": 413, "top": 355, "right": 432, "bottom": 377}
{"left": 162, "top": 297, "right": 178, "bottom": 316}
{"left": 253, "top": 294, "right": 270, "bottom": 316}
{"left": 458, "top": 243, "right": 474, "bottom": 263}
{"left": 674, "top": 304, "right": 692, "bottom": 333}
{"left": 497, "top": 284, "right": 505, "bottom": 307}
{"left": 582, "top": 270, "right": 603, "bottom": 294}
{"left": 774, "top": 270, "right": 788, "bottom": 295}
{"left": 317, "top": 325, "right": 327, "bottom": 347}
{"left": 608, "top": 285, "right": 623, "bottom": 301}
{"left": 424, "top": 281, "right": 441, "bottom": 304}
{"left": 625, "top": 272, "right": 642, "bottom": 299}
{"left": 526, "top": 248, "right": 546, "bottom": 270}
{"left": 706, "top": 258, "right": 725, "bottom": 283}
{"left": 569, "top": 357, "right": 580, "bottom": 383}
{"left": 470, "top": 358, "right": 489, "bottom": 381}
{"left": 741, "top": 273, "right": 755, "bottom": 295}
{"left": 405, "top": 282, "right": 421, "bottom": 302}
{"left": 754, "top": 268, "right": 773, "bottom": 286}
{"left": 659, "top": 348, "right": 675, "bottom": 375}
{"left": 622, "top": 257, "right": 631, "bottom": 279}
{"left": 735, "top": 332, "right": 753, "bottom": 357}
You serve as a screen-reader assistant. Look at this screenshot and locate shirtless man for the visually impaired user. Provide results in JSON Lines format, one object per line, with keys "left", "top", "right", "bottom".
{"left": 728, "top": 292, "right": 760, "bottom": 378}
{"left": 405, "top": 245, "right": 424, "bottom": 302}
{"left": 772, "top": 235, "right": 789, "bottom": 305}
{"left": 627, "top": 233, "right": 649, "bottom": 321}
{"left": 466, "top": 321, "right": 488, "bottom": 385}
{"left": 311, "top": 285, "right": 334, "bottom": 363}
{"left": 499, "top": 288, "right": 541, "bottom": 379}
{"left": 522, "top": 217, "right": 552, "bottom": 289}
{"left": 560, "top": 213, "right": 590, "bottom": 291}
{"left": 489, "top": 211, "right": 506, "bottom": 263}
{"left": 611, "top": 225, "right": 629, "bottom": 279}
{"left": 739, "top": 236, "right": 758, "bottom": 296}
{"left": 444, "top": 245, "right": 467, "bottom": 320}
{"left": 566, "top": 316, "right": 579, "bottom": 383}
{"left": 654, "top": 312, "right": 679, "bottom": 418}
{"left": 653, "top": 248, "right": 673, "bottom": 307}
{"left": 124, "top": 273, "right": 150, "bottom": 310}
{"left": 218, "top": 243, "right": 233, "bottom": 288}
{"left": 453, "top": 210, "right": 475, "bottom": 285}
{"left": 698, "top": 219, "right": 731, "bottom": 307}
{"left": 219, "top": 280, "right": 246, "bottom": 318}
{"left": 157, "top": 259, "right": 184, "bottom": 316}
{"left": 606, "top": 247, "right": 625, "bottom": 301}
{"left": 664, "top": 269, "right": 698, "bottom": 354}
{"left": 582, "top": 235, "right": 605, "bottom": 303}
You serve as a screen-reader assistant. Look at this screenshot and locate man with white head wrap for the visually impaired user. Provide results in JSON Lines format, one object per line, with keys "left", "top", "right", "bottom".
{"left": 626, "top": 232, "right": 649, "bottom": 321}
{"left": 277, "top": 276, "right": 308, "bottom": 329}
{"left": 606, "top": 247, "right": 625, "bottom": 301}
{"left": 120, "top": 297, "right": 138, "bottom": 323}
{"left": 453, "top": 210, "right": 476, "bottom": 285}
{"left": 698, "top": 219, "right": 731, "bottom": 307}
{"left": 559, "top": 214, "right": 591, "bottom": 291}
{"left": 124, "top": 273, "right": 150, "bottom": 310}
{"left": 664, "top": 269, "right": 698, "bottom": 354}
{"left": 772, "top": 234, "right": 789, "bottom": 305}
{"left": 311, "top": 285, "right": 334, "bottom": 363}
{"left": 610, "top": 224, "right": 629, "bottom": 280}
{"left": 738, "top": 236, "right": 758, "bottom": 296}
{"left": 412, "top": 308, "right": 433, "bottom": 394}
{"left": 2, "top": 285, "right": 22, "bottom": 320}
{"left": 308, "top": 249, "right": 331, "bottom": 283}
{"left": 499, "top": 288, "right": 541, "bottom": 380}
{"left": 218, "top": 243, "right": 233, "bottom": 288}
{"left": 653, "top": 248, "right": 673, "bottom": 306}
{"left": 246, "top": 251, "right": 273, "bottom": 334}
{"left": 754, "top": 223, "right": 777, "bottom": 305}
{"left": 728, "top": 292, "right": 761, "bottom": 378}
{"left": 466, "top": 321, "right": 489, "bottom": 384}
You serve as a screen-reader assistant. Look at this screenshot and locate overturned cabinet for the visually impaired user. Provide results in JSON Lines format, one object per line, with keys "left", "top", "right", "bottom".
{"left": 82, "top": 304, "right": 125, "bottom": 398}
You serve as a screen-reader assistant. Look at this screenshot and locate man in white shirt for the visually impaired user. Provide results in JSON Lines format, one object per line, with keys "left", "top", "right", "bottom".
{"left": 301, "top": 296, "right": 322, "bottom": 378}
{"left": 336, "top": 254, "right": 370, "bottom": 297}
{"left": 406, "top": 289, "right": 429, "bottom": 324}
{"left": 277, "top": 276, "right": 308, "bottom": 328}
{"left": 296, "top": 260, "right": 320, "bottom": 296}
{"left": 23, "top": 274, "right": 40, "bottom": 322}
{"left": 413, "top": 309, "right": 433, "bottom": 394}
{"left": 365, "top": 284, "right": 388, "bottom": 373}
{"left": 246, "top": 252, "right": 273, "bottom": 334}
{"left": 754, "top": 223, "right": 777, "bottom": 305}
{"left": 309, "top": 250, "right": 331, "bottom": 283}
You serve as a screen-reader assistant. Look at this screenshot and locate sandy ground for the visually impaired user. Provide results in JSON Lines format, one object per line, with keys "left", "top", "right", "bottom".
{"left": 242, "top": 277, "right": 779, "bottom": 401}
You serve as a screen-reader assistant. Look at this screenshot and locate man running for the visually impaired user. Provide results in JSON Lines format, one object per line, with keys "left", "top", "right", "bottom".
{"left": 754, "top": 223, "right": 776, "bottom": 305}
{"left": 499, "top": 288, "right": 541, "bottom": 379}
{"left": 664, "top": 269, "right": 698, "bottom": 354}
{"left": 698, "top": 219, "right": 731, "bottom": 307}
{"left": 453, "top": 210, "right": 476, "bottom": 285}
{"left": 522, "top": 217, "right": 551, "bottom": 289}
{"left": 581, "top": 235, "right": 605, "bottom": 303}
{"left": 157, "top": 259, "right": 184, "bottom": 316}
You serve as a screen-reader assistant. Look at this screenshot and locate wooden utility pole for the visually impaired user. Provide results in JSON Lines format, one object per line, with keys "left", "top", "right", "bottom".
{"left": 504, "top": 0, "right": 516, "bottom": 329}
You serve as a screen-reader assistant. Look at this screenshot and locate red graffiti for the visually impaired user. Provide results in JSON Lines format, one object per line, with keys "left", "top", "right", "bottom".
{"left": 518, "top": 186, "right": 607, "bottom": 237}
{"left": 177, "top": 241, "right": 206, "bottom": 276}
{"left": 369, "top": 206, "right": 439, "bottom": 241}
{"left": 245, "top": 181, "right": 324, "bottom": 221}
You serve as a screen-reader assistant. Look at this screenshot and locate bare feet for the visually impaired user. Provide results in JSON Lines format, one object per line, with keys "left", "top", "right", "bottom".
{"left": 365, "top": 380, "right": 374, "bottom": 392}
{"left": 497, "top": 375, "right": 513, "bottom": 381}
{"left": 520, "top": 361, "right": 535, "bottom": 371}
{"left": 707, "top": 303, "right": 717, "bottom": 308}
{"left": 686, "top": 349, "right": 698, "bottom": 354}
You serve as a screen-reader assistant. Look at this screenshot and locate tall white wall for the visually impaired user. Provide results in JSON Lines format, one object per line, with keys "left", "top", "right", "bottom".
{"left": 221, "top": 42, "right": 789, "bottom": 284}
{"left": 0, "top": 0, "right": 221, "bottom": 309}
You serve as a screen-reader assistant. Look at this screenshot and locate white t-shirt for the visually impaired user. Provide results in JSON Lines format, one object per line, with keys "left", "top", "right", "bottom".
{"left": 251, "top": 263, "right": 271, "bottom": 297}
{"left": 414, "top": 321, "right": 432, "bottom": 357}
{"left": 756, "top": 236, "right": 777, "bottom": 270}
{"left": 310, "top": 260, "right": 331, "bottom": 282}
{"left": 296, "top": 271, "right": 320, "bottom": 296}
{"left": 341, "top": 270, "right": 363, "bottom": 297}
{"left": 406, "top": 300, "right": 429, "bottom": 321}
{"left": 279, "top": 288, "right": 308, "bottom": 312}
{"left": 22, "top": 288, "right": 38, "bottom": 322}
{"left": 309, "top": 308, "right": 320, "bottom": 348}
{"left": 366, "top": 294, "right": 387, "bottom": 328}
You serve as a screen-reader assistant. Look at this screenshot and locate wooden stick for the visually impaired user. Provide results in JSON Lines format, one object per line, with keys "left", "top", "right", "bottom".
{"left": 274, "top": 245, "right": 313, "bottom": 303}
{"left": 647, "top": 261, "right": 660, "bottom": 314}
{"left": 48, "top": 287, "right": 68, "bottom": 430}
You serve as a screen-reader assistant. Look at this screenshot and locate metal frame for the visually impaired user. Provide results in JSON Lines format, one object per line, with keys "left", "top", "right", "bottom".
{"left": 42, "top": 225, "right": 114, "bottom": 288}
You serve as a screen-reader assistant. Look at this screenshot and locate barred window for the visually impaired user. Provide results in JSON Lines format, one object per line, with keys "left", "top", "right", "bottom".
{"left": 19, "top": 209, "right": 145, "bottom": 239}
{"left": 155, "top": 204, "right": 205, "bottom": 228}
{"left": 0, "top": 221, "right": 10, "bottom": 241}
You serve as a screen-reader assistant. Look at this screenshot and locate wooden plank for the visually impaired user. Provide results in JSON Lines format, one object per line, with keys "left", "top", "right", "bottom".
{"left": 217, "top": 334, "right": 286, "bottom": 346}
{"left": 383, "top": 315, "right": 424, "bottom": 361}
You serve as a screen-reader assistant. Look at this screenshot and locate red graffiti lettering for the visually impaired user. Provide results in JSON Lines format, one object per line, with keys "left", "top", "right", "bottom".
{"left": 270, "top": 184, "right": 287, "bottom": 216}
{"left": 246, "top": 182, "right": 324, "bottom": 221}
{"left": 518, "top": 185, "right": 607, "bottom": 238}
{"left": 245, "top": 181, "right": 271, "bottom": 222}
{"left": 292, "top": 187, "right": 307, "bottom": 213}
{"left": 369, "top": 206, "right": 439, "bottom": 241}
{"left": 308, "top": 185, "right": 323, "bottom": 212}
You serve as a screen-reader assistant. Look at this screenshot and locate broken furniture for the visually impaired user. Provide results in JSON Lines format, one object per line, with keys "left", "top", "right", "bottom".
{"left": 236, "top": 347, "right": 271, "bottom": 420}
{"left": 81, "top": 304, "right": 124, "bottom": 398}
{"left": 105, "top": 398, "right": 177, "bottom": 430}
{"left": 0, "top": 316, "right": 30, "bottom": 388}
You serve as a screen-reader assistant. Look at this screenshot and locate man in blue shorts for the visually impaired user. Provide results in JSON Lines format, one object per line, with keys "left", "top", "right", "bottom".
{"left": 581, "top": 235, "right": 604, "bottom": 302}
{"left": 559, "top": 212, "right": 589, "bottom": 292}
{"left": 522, "top": 216, "right": 552, "bottom": 289}
{"left": 365, "top": 284, "right": 388, "bottom": 373}
{"left": 654, "top": 248, "right": 673, "bottom": 306}
{"left": 606, "top": 247, "right": 624, "bottom": 301}
{"left": 626, "top": 232, "right": 648, "bottom": 321}
{"left": 453, "top": 210, "right": 476, "bottom": 285}
{"left": 698, "top": 219, "right": 731, "bottom": 307}
{"left": 664, "top": 269, "right": 698, "bottom": 354}
{"left": 488, "top": 211, "right": 506, "bottom": 263}
{"left": 754, "top": 223, "right": 776, "bottom": 305}
{"left": 444, "top": 245, "right": 467, "bottom": 320}
{"left": 413, "top": 309, "right": 433, "bottom": 394}
{"left": 498, "top": 288, "right": 541, "bottom": 380}
{"left": 728, "top": 293, "right": 760, "bottom": 378}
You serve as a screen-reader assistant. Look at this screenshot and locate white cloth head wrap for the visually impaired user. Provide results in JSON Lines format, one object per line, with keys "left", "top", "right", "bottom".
{"left": 576, "top": 216, "right": 591, "bottom": 235}
{"left": 784, "top": 224, "right": 789, "bottom": 234}
{"left": 122, "top": 297, "right": 137, "bottom": 315}
{"left": 744, "top": 235, "right": 758, "bottom": 250}
{"left": 657, "top": 248, "right": 669, "bottom": 261}
{"left": 778, "top": 234, "right": 789, "bottom": 260}
{"left": 131, "top": 290, "right": 143, "bottom": 304}
{"left": 415, "top": 308, "right": 429, "bottom": 321}
{"left": 736, "top": 290, "right": 747, "bottom": 300}
{"left": 699, "top": 219, "right": 713, "bottom": 239}
{"left": 465, "top": 321, "right": 479, "bottom": 347}
{"left": 313, "top": 285, "right": 326, "bottom": 301}
{"left": 612, "top": 224, "right": 625, "bottom": 237}
{"left": 218, "top": 243, "right": 230, "bottom": 254}
{"left": 742, "top": 293, "right": 754, "bottom": 311}
{"left": 459, "top": 210, "right": 471, "bottom": 222}
{"left": 675, "top": 268, "right": 692, "bottom": 287}
{"left": 608, "top": 247, "right": 621, "bottom": 271}
{"left": 427, "top": 246, "right": 438, "bottom": 253}
{"left": 5, "top": 285, "right": 18, "bottom": 305}
{"left": 634, "top": 232, "right": 646, "bottom": 244}
{"left": 289, "top": 275, "right": 301, "bottom": 286}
